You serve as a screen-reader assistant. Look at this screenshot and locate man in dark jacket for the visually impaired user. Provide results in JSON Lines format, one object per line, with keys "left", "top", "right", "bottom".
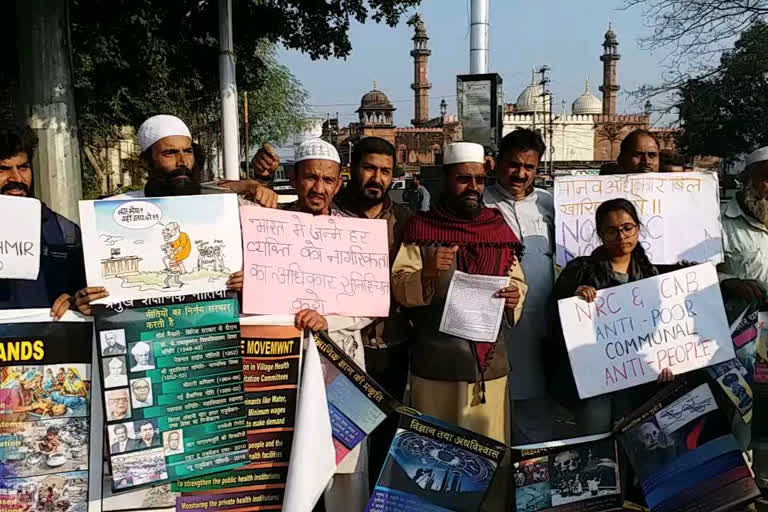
{"left": 0, "top": 126, "right": 85, "bottom": 317}
{"left": 332, "top": 136, "right": 412, "bottom": 491}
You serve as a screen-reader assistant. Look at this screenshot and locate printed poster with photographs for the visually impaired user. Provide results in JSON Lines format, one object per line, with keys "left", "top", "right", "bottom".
{"left": 0, "top": 311, "right": 93, "bottom": 512}
{"left": 174, "top": 320, "right": 303, "bottom": 511}
{"left": 366, "top": 414, "right": 506, "bottom": 512}
{"left": 616, "top": 379, "right": 760, "bottom": 512}
{"left": 706, "top": 308, "right": 757, "bottom": 423}
{"left": 510, "top": 434, "right": 621, "bottom": 512}
{"left": 93, "top": 292, "right": 249, "bottom": 492}
{"left": 79, "top": 194, "right": 243, "bottom": 304}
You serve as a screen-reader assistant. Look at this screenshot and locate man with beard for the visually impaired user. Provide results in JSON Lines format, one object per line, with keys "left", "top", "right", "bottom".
{"left": 0, "top": 126, "right": 86, "bottom": 317}
{"left": 284, "top": 138, "right": 374, "bottom": 512}
{"left": 392, "top": 142, "right": 527, "bottom": 443}
{"left": 332, "top": 137, "right": 412, "bottom": 490}
{"left": 600, "top": 129, "right": 660, "bottom": 175}
{"left": 484, "top": 129, "right": 555, "bottom": 444}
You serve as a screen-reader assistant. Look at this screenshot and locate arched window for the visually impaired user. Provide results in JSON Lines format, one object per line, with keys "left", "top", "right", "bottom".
{"left": 398, "top": 145, "right": 407, "bottom": 164}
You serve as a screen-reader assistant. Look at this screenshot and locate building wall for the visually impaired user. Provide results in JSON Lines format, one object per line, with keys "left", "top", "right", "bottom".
{"left": 592, "top": 114, "right": 650, "bottom": 161}
{"left": 503, "top": 113, "right": 596, "bottom": 162}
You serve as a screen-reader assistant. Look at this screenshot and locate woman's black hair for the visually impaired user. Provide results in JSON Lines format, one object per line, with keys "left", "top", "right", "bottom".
{"left": 595, "top": 198, "right": 655, "bottom": 276}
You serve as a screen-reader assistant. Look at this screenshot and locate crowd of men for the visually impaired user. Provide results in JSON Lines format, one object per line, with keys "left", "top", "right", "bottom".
{"left": 2, "top": 113, "right": 768, "bottom": 510}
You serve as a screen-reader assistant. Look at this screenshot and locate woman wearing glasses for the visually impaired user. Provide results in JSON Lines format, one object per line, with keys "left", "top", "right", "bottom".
{"left": 548, "top": 198, "right": 675, "bottom": 435}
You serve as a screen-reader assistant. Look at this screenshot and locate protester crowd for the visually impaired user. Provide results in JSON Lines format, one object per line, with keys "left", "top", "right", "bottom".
{"left": 2, "top": 113, "right": 768, "bottom": 510}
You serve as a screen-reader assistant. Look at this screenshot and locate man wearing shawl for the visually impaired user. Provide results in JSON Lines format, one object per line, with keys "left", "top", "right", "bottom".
{"left": 392, "top": 142, "right": 527, "bottom": 444}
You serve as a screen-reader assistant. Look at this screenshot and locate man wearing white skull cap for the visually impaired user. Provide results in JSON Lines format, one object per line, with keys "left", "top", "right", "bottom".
{"left": 284, "top": 137, "right": 374, "bottom": 512}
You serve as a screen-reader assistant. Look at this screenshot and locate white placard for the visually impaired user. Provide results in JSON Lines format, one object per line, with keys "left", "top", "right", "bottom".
{"left": 554, "top": 172, "right": 723, "bottom": 266}
{"left": 558, "top": 263, "right": 734, "bottom": 399}
{"left": 0, "top": 196, "right": 41, "bottom": 279}
{"left": 439, "top": 270, "right": 508, "bottom": 342}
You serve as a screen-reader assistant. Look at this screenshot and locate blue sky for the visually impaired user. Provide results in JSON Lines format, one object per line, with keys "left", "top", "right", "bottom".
{"left": 276, "top": 0, "right": 672, "bottom": 127}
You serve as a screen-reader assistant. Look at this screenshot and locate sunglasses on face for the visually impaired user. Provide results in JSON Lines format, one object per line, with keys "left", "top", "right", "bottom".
{"left": 455, "top": 174, "right": 487, "bottom": 185}
{"left": 600, "top": 223, "right": 638, "bottom": 240}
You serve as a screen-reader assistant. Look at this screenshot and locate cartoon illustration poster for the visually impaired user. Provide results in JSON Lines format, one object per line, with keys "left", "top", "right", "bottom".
{"left": 616, "top": 379, "right": 760, "bottom": 512}
{"left": 510, "top": 434, "right": 621, "bottom": 512}
{"left": 79, "top": 195, "right": 243, "bottom": 304}
{"left": 0, "top": 310, "right": 93, "bottom": 512}
{"left": 366, "top": 414, "right": 506, "bottom": 512}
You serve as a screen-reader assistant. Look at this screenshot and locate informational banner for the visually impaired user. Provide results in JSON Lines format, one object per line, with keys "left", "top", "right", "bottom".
{"left": 616, "top": 380, "right": 760, "bottom": 511}
{"left": 240, "top": 206, "right": 390, "bottom": 317}
{"left": 510, "top": 433, "right": 622, "bottom": 512}
{"left": 175, "top": 319, "right": 303, "bottom": 511}
{"left": 558, "top": 263, "right": 734, "bottom": 399}
{"left": 93, "top": 292, "right": 248, "bottom": 491}
{"left": 554, "top": 172, "right": 723, "bottom": 266}
{"left": 366, "top": 414, "right": 507, "bottom": 512}
{"left": 707, "top": 308, "right": 757, "bottom": 423}
{"left": 0, "top": 196, "right": 41, "bottom": 279}
{"left": 79, "top": 195, "right": 243, "bottom": 304}
{"left": 0, "top": 311, "right": 93, "bottom": 512}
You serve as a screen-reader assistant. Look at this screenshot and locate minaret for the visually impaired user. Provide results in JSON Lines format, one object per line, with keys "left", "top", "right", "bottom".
{"left": 410, "top": 14, "right": 431, "bottom": 126}
{"left": 599, "top": 23, "right": 620, "bottom": 116}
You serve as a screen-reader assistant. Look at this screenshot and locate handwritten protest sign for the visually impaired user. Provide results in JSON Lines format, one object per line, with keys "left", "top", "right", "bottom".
{"left": 554, "top": 172, "right": 723, "bottom": 266}
{"left": 240, "top": 206, "right": 390, "bottom": 317}
{"left": 558, "top": 263, "right": 734, "bottom": 399}
{"left": 0, "top": 196, "right": 40, "bottom": 279}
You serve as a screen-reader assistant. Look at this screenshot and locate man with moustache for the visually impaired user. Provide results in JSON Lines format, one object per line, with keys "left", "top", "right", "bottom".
{"left": 484, "top": 129, "right": 555, "bottom": 443}
{"left": 332, "top": 136, "right": 412, "bottom": 489}
{"left": 284, "top": 138, "right": 374, "bottom": 512}
{"left": 600, "top": 129, "right": 660, "bottom": 175}
{"left": 392, "top": 142, "right": 527, "bottom": 443}
{"left": 0, "top": 126, "right": 85, "bottom": 317}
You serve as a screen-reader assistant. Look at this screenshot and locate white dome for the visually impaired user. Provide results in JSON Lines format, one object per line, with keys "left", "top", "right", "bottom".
{"left": 515, "top": 69, "right": 549, "bottom": 114}
{"left": 572, "top": 79, "right": 602, "bottom": 115}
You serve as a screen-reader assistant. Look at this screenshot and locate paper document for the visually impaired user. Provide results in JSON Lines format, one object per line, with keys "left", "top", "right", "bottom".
{"left": 439, "top": 270, "right": 508, "bottom": 342}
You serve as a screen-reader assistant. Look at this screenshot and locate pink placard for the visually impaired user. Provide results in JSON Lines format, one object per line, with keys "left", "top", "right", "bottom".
{"left": 241, "top": 206, "right": 390, "bottom": 317}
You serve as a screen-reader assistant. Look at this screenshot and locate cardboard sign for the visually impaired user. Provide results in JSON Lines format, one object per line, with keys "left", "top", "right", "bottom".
{"left": 0, "top": 196, "right": 41, "bottom": 279}
{"left": 558, "top": 263, "right": 734, "bottom": 398}
{"left": 554, "top": 172, "right": 723, "bottom": 266}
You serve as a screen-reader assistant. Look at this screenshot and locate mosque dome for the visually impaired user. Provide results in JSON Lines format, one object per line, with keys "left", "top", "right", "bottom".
{"left": 572, "top": 79, "right": 602, "bottom": 115}
{"left": 515, "top": 69, "right": 549, "bottom": 114}
{"left": 359, "top": 84, "right": 395, "bottom": 111}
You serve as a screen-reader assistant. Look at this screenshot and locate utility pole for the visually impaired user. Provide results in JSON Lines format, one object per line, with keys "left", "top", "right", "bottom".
{"left": 218, "top": 0, "right": 240, "bottom": 180}
{"left": 538, "top": 65, "right": 553, "bottom": 176}
{"left": 243, "top": 91, "right": 249, "bottom": 178}
{"left": 15, "top": 0, "right": 83, "bottom": 222}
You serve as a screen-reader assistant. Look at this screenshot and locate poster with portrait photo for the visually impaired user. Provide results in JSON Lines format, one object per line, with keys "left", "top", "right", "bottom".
{"left": 105, "top": 388, "right": 132, "bottom": 422}
{"left": 130, "top": 377, "right": 154, "bottom": 409}
{"left": 510, "top": 433, "right": 621, "bottom": 512}
{"left": 128, "top": 341, "right": 156, "bottom": 372}
{"left": 103, "top": 356, "right": 128, "bottom": 389}
{"left": 616, "top": 378, "right": 760, "bottom": 511}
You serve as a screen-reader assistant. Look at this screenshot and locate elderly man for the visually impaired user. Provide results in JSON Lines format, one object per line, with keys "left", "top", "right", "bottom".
{"left": 0, "top": 125, "right": 85, "bottom": 318}
{"left": 130, "top": 342, "right": 155, "bottom": 371}
{"left": 283, "top": 138, "right": 373, "bottom": 512}
{"left": 332, "top": 136, "right": 412, "bottom": 489}
{"left": 600, "top": 129, "right": 660, "bottom": 175}
{"left": 484, "top": 128, "right": 555, "bottom": 443}
{"left": 392, "top": 142, "right": 527, "bottom": 443}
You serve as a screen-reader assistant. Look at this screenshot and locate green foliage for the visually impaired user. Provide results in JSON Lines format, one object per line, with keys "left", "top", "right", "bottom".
{"left": 677, "top": 22, "right": 768, "bottom": 161}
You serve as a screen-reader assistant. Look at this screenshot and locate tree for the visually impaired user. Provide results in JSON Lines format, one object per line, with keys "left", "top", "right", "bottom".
{"left": 622, "top": 0, "right": 768, "bottom": 109}
{"left": 68, "top": 0, "right": 420, "bottom": 196}
{"left": 676, "top": 22, "right": 768, "bottom": 161}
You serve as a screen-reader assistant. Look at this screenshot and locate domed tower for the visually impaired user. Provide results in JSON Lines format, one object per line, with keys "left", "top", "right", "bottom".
{"left": 410, "top": 14, "right": 431, "bottom": 127}
{"left": 572, "top": 78, "right": 603, "bottom": 115}
{"left": 356, "top": 82, "right": 396, "bottom": 127}
{"left": 599, "top": 23, "right": 620, "bottom": 116}
{"left": 515, "top": 68, "right": 549, "bottom": 114}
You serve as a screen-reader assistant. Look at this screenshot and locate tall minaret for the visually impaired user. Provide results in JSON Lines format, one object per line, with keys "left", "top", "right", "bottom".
{"left": 410, "top": 14, "right": 431, "bottom": 127}
{"left": 599, "top": 23, "right": 620, "bottom": 116}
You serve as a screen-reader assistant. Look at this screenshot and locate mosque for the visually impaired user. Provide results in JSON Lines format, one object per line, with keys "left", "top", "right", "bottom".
{"left": 332, "top": 17, "right": 680, "bottom": 177}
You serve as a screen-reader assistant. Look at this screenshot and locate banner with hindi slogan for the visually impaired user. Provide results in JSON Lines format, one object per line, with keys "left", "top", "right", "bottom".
{"left": 616, "top": 378, "right": 760, "bottom": 512}
{"left": 0, "top": 309, "right": 93, "bottom": 512}
{"left": 240, "top": 206, "right": 390, "bottom": 317}
{"left": 554, "top": 172, "right": 723, "bottom": 266}
{"left": 366, "top": 414, "right": 507, "bottom": 512}
{"left": 0, "top": 196, "right": 41, "bottom": 279}
{"left": 510, "top": 433, "right": 622, "bottom": 512}
{"left": 558, "top": 263, "right": 734, "bottom": 399}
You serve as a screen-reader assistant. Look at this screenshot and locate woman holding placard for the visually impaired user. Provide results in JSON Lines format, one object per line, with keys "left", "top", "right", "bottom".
{"left": 549, "top": 198, "right": 675, "bottom": 435}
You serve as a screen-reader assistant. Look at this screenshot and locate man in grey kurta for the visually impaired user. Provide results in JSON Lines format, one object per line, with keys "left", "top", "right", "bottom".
{"left": 484, "top": 128, "right": 555, "bottom": 443}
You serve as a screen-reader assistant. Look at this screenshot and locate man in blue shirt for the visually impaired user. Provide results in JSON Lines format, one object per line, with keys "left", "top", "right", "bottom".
{"left": 405, "top": 174, "right": 430, "bottom": 212}
{"left": 0, "top": 126, "right": 86, "bottom": 317}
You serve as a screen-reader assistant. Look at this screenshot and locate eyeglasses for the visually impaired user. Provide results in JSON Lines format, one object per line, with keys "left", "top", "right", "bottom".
{"left": 600, "top": 223, "right": 638, "bottom": 240}
{"left": 455, "top": 174, "right": 487, "bottom": 185}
